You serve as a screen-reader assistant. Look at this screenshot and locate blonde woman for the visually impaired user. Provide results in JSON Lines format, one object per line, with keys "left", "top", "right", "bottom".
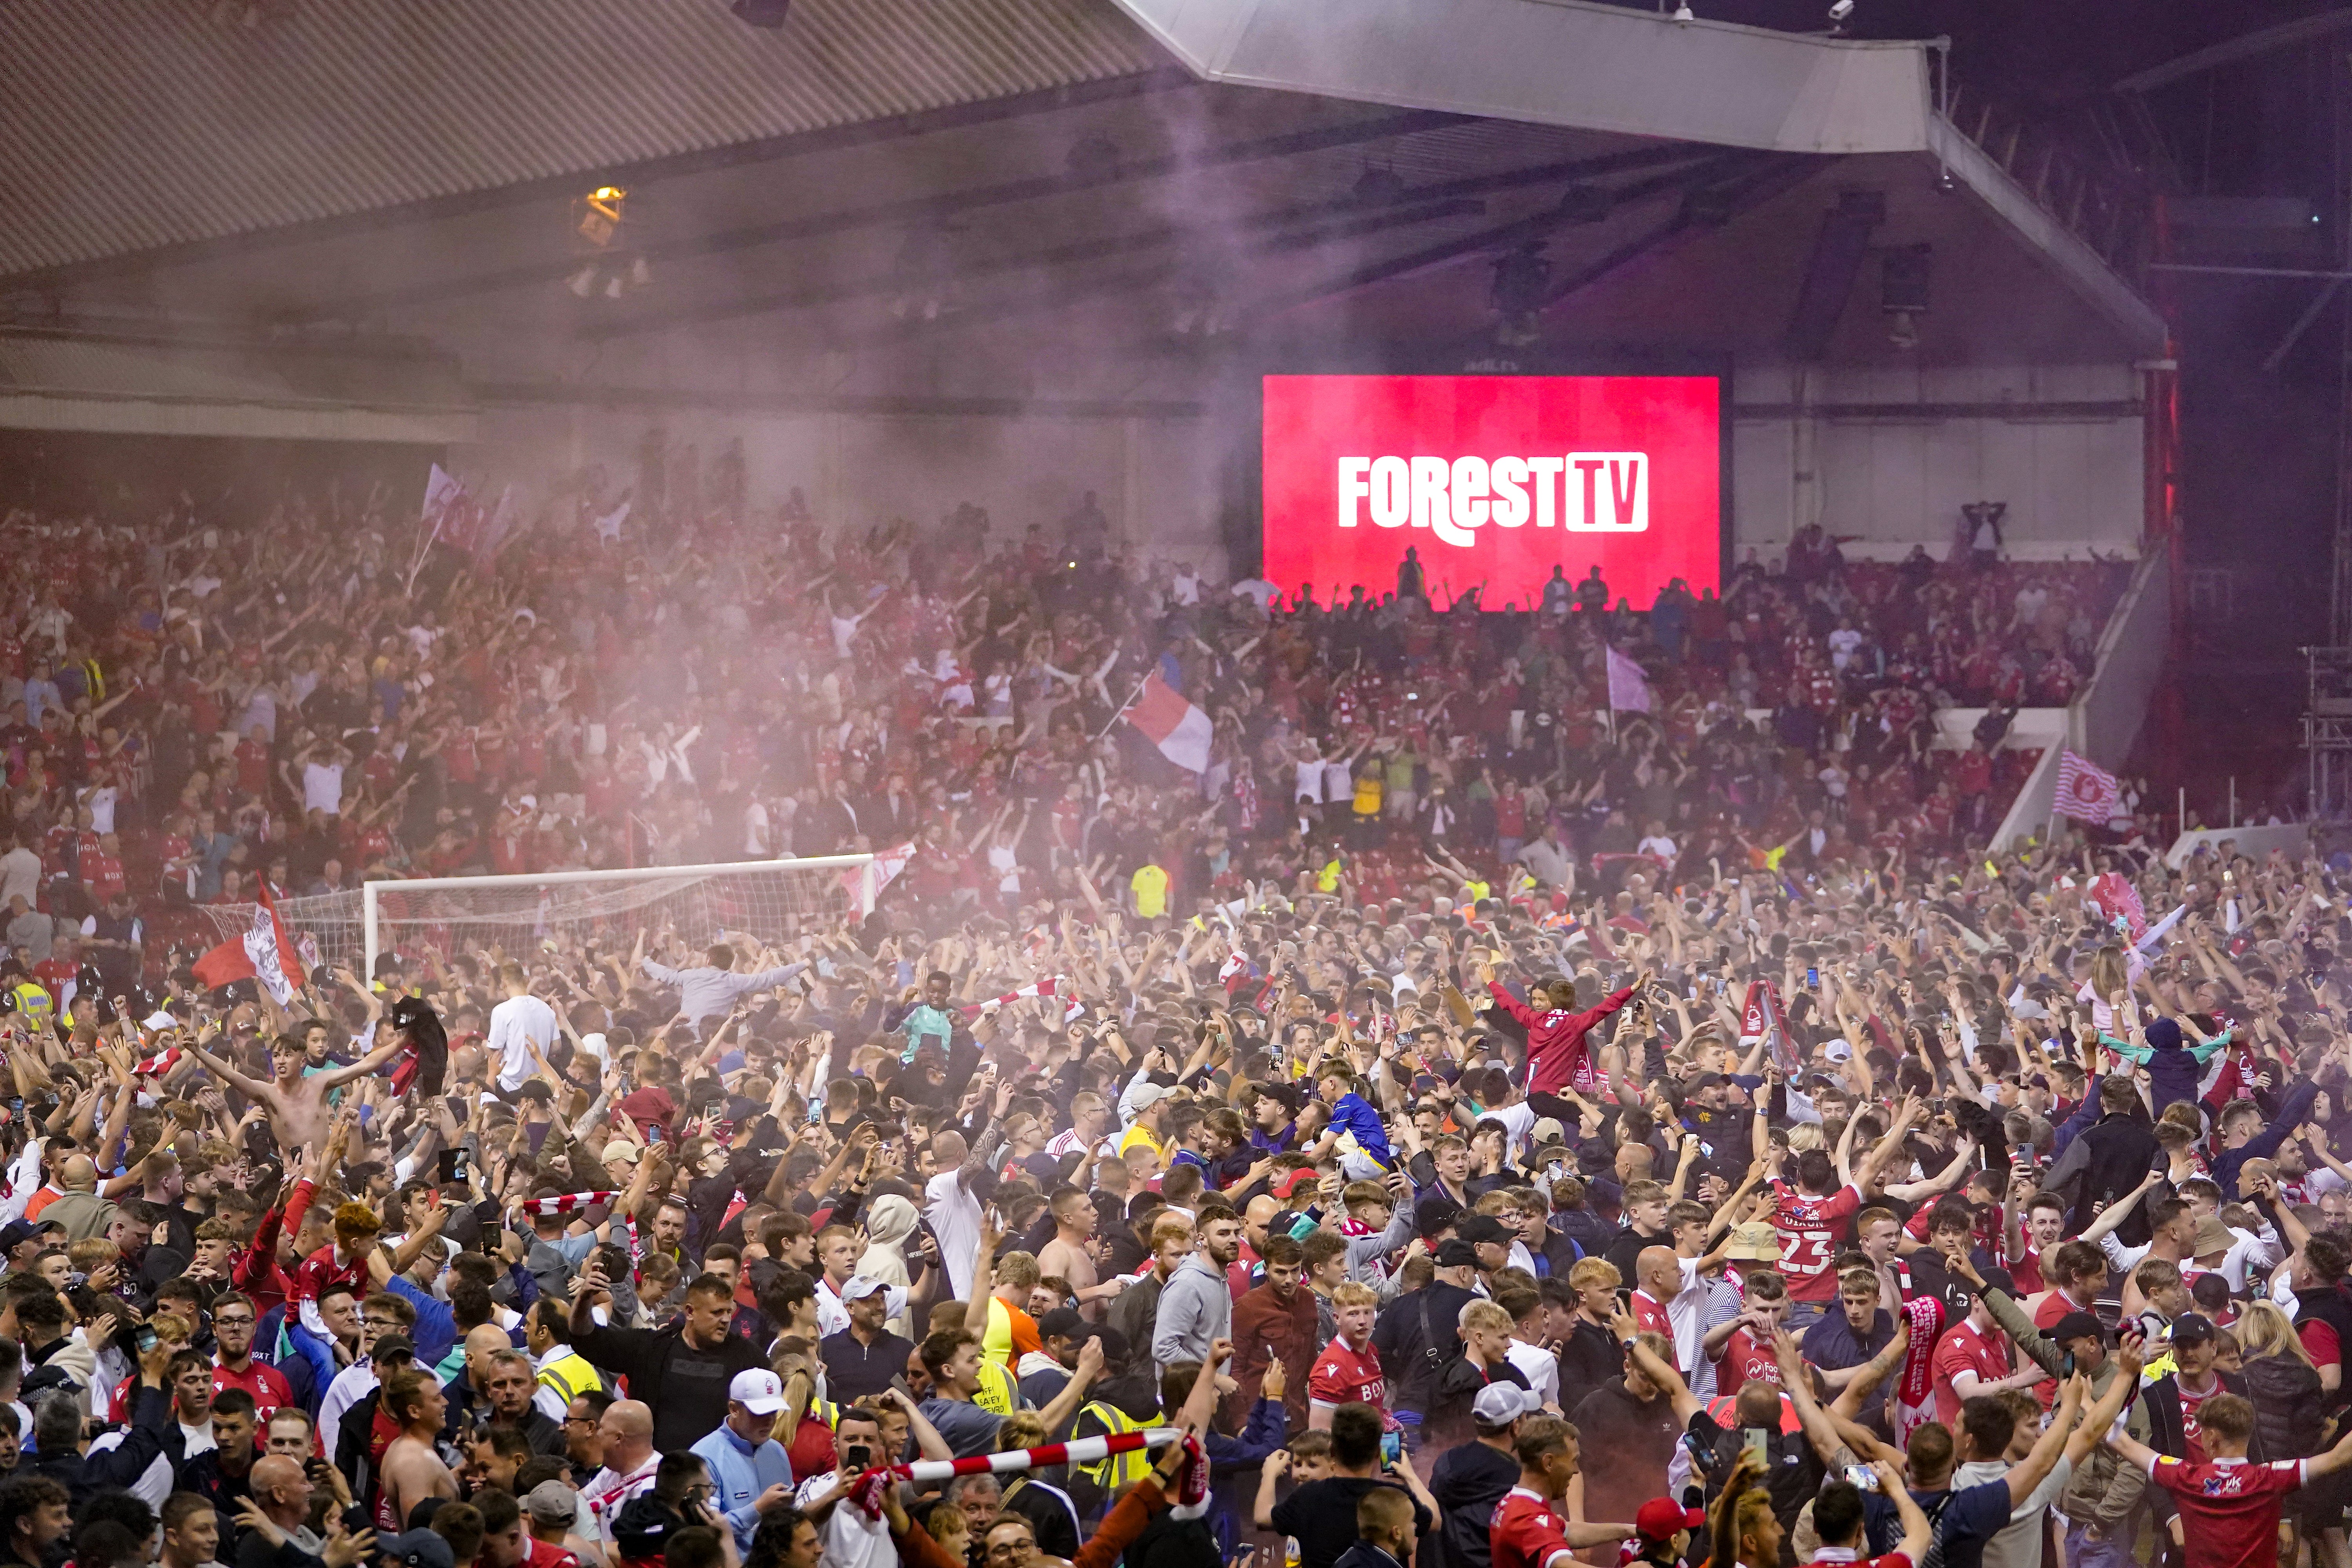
{"left": 2236, "top": 1299, "right": 2326, "bottom": 1460}
{"left": 2078, "top": 942, "right": 2142, "bottom": 1034}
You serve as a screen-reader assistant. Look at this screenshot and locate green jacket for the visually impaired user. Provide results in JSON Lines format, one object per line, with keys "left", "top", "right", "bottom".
{"left": 1981, "top": 1285, "right": 2151, "bottom": 1531}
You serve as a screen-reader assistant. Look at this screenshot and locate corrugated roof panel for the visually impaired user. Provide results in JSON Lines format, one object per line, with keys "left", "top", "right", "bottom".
{"left": 0, "top": 332, "right": 470, "bottom": 407}
{"left": 0, "top": 0, "right": 1163, "bottom": 276}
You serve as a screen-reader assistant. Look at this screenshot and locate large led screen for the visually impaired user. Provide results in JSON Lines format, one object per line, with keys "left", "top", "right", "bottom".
{"left": 1261, "top": 374, "right": 1722, "bottom": 608}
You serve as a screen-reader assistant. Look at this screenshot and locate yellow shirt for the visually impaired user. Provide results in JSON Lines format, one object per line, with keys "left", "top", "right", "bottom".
{"left": 1352, "top": 775, "right": 1382, "bottom": 816}
{"left": 1117, "top": 1122, "right": 1164, "bottom": 1160}
{"left": 1131, "top": 864, "right": 1170, "bottom": 919}
{"left": 1318, "top": 858, "right": 1343, "bottom": 893}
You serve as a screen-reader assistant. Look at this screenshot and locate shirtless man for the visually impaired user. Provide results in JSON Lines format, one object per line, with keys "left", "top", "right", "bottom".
{"left": 1037, "top": 1189, "right": 1109, "bottom": 1318}
{"left": 184, "top": 1022, "right": 400, "bottom": 1152}
{"left": 377, "top": 1365, "right": 459, "bottom": 1531}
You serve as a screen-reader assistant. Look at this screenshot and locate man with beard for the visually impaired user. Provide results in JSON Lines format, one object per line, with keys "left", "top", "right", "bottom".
{"left": 816, "top": 1278, "right": 911, "bottom": 1406}
{"left": 1152, "top": 1206, "right": 1239, "bottom": 1379}
{"left": 207, "top": 1294, "right": 292, "bottom": 1422}
{"left": 1229, "top": 1234, "right": 1316, "bottom": 1431}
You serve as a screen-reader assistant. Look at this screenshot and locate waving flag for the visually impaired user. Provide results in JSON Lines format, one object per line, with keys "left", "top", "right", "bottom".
{"left": 2053, "top": 750, "right": 2121, "bottom": 824}
{"left": 1606, "top": 646, "right": 1652, "bottom": 713}
{"left": 132, "top": 1046, "right": 183, "bottom": 1079}
{"left": 841, "top": 840, "right": 916, "bottom": 913}
{"left": 1122, "top": 671, "right": 1212, "bottom": 773}
{"left": 192, "top": 885, "right": 309, "bottom": 1005}
{"left": 2091, "top": 871, "right": 2145, "bottom": 940}
{"left": 965, "top": 977, "right": 1084, "bottom": 1023}
{"left": 520, "top": 1191, "right": 620, "bottom": 1216}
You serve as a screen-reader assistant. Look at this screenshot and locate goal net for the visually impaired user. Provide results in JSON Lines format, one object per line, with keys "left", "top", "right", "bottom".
{"left": 200, "top": 855, "right": 879, "bottom": 978}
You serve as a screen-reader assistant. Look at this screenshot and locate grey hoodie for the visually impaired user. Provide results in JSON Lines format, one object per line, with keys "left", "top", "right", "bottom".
{"left": 1151, "top": 1252, "right": 1232, "bottom": 1376}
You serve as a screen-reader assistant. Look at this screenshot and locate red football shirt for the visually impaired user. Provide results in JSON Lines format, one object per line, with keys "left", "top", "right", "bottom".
{"left": 2147, "top": 1455, "right": 2305, "bottom": 1568}
{"left": 1308, "top": 1335, "right": 1385, "bottom": 1409}
{"left": 1491, "top": 1487, "right": 1577, "bottom": 1568}
{"left": 1768, "top": 1183, "right": 1864, "bottom": 1301}
{"left": 2178, "top": 1376, "right": 2224, "bottom": 1463}
{"left": 1712, "top": 1326, "right": 1782, "bottom": 1391}
{"left": 212, "top": 1359, "right": 296, "bottom": 1423}
{"left": 1929, "top": 1318, "right": 2010, "bottom": 1427}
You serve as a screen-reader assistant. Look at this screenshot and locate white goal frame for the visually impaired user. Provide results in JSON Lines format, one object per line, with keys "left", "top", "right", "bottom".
{"left": 358, "top": 854, "right": 879, "bottom": 973}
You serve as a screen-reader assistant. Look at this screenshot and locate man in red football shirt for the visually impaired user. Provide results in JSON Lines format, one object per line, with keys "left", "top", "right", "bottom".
{"left": 1488, "top": 1414, "right": 1637, "bottom": 1568}
{"left": 1766, "top": 1120, "right": 1909, "bottom": 1332}
{"left": 1929, "top": 1270, "right": 2046, "bottom": 1426}
{"left": 1309, "top": 1281, "right": 1385, "bottom": 1430}
{"left": 2109, "top": 1390, "right": 2352, "bottom": 1568}
{"left": 208, "top": 1290, "right": 294, "bottom": 1421}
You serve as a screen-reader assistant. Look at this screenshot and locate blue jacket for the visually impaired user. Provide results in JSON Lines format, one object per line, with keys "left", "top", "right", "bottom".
{"left": 1205, "top": 1398, "right": 1287, "bottom": 1555}
{"left": 1328, "top": 1093, "right": 1395, "bottom": 1167}
{"left": 2215, "top": 1074, "right": 2322, "bottom": 1201}
{"left": 690, "top": 1425, "right": 796, "bottom": 1552}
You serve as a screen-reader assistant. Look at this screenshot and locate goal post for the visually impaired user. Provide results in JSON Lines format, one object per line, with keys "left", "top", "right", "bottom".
{"left": 359, "top": 855, "right": 879, "bottom": 977}
{"left": 201, "top": 856, "right": 878, "bottom": 979}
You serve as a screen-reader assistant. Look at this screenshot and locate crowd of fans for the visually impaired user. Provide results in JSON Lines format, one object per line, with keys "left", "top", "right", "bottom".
{"left": 0, "top": 481, "right": 2292, "bottom": 1568}
{"left": 0, "top": 497, "right": 2127, "bottom": 984}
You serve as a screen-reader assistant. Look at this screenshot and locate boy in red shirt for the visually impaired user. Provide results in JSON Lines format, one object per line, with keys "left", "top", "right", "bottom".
{"left": 1308, "top": 1282, "right": 1385, "bottom": 1427}
{"left": 2110, "top": 1391, "right": 2352, "bottom": 1568}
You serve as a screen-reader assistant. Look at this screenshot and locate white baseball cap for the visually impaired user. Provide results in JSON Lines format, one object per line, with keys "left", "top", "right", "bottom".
{"left": 730, "top": 1368, "right": 787, "bottom": 1416}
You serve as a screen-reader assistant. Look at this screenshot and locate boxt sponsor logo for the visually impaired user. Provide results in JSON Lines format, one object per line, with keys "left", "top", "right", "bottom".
{"left": 1334, "top": 452, "right": 1648, "bottom": 545}
{"left": 1261, "top": 374, "right": 1720, "bottom": 606}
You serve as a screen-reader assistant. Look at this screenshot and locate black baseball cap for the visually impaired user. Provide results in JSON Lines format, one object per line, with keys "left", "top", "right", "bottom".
{"left": 2050, "top": 1311, "right": 2104, "bottom": 1344}
{"left": 2171, "top": 1314, "right": 2219, "bottom": 1346}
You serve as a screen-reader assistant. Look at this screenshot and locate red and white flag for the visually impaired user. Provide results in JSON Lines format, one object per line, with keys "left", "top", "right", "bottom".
{"left": 841, "top": 840, "right": 917, "bottom": 912}
{"left": 2053, "top": 750, "right": 2121, "bottom": 824}
{"left": 132, "top": 1046, "right": 183, "bottom": 1079}
{"left": 192, "top": 885, "right": 310, "bottom": 1005}
{"left": 1122, "top": 671, "right": 1212, "bottom": 774}
{"left": 2090, "top": 871, "right": 2145, "bottom": 940}
{"left": 965, "top": 977, "right": 1085, "bottom": 1024}
{"left": 519, "top": 1191, "right": 620, "bottom": 1216}
{"left": 1606, "top": 646, "right": 1652, "bottom": 713}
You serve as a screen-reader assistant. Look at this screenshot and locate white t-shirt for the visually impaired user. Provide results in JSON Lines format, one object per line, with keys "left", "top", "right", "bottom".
{"left": 926, "top": 1171, "right": 985, "bottom": 1301}
{"left": 1506, "top": 1339, "right": 1560, "bottom": 1409}
{"left": 1321, "top": 759, "right": 1353, "bottom": 802}
{"left": 1637, "top": 834, "right": 1677, "bottom": 860}
{"left": 1484, "top": 1099, "right": 1537, "bottom": 1157}
{"left": 302, "top": 760, "right": 345, "bottom": 815}
{"left": 1293, "top": 759, "right": 1324, "bottom": 804}
{"left": 798, "top": 1470, "right": 897, "bottom": 1568}
{"left": 486, "top": 993, "right": 561, "bottom": 1091}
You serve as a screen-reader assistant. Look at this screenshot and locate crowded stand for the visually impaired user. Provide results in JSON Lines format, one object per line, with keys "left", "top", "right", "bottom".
{"left": 0, "top": 482, "right": 2320, "bottom": 1568}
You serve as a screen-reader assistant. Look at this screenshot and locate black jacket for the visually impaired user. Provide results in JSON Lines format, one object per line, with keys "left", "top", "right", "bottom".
{"left": 573, "top": 1319, "right": 767, "bottom": 1452}
{"left": 2056, "top": 1112, "right": 2160, "bottom": 1243}
{"left": 29, "top": 1379, "right": 176, "bottom": 1502}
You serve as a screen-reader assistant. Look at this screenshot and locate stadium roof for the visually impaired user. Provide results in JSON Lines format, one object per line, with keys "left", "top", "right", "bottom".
{"left": 0, "top": 0, "right": 2168, "bottom": 430}
{"left": 0, "top": 0, "right": 1159, "bottom": 278}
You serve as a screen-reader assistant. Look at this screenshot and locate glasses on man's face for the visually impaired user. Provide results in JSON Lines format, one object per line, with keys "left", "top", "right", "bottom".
{"left": 563, "top": 1414, "right": 595, "bottom": 1427}
{"left": 215, "top": 1315, "right": 254, "bottom": 1328}
{"left": 361, "top": 1316, "right": 399, "bottom": 1330}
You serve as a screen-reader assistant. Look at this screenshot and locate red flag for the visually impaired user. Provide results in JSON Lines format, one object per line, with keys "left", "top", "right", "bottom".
{"left": 2090, "top": 871, "right": 2146, "bottom": 940}
{"left": 192, "top": 885, "right": 309, "bottom": 1005}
